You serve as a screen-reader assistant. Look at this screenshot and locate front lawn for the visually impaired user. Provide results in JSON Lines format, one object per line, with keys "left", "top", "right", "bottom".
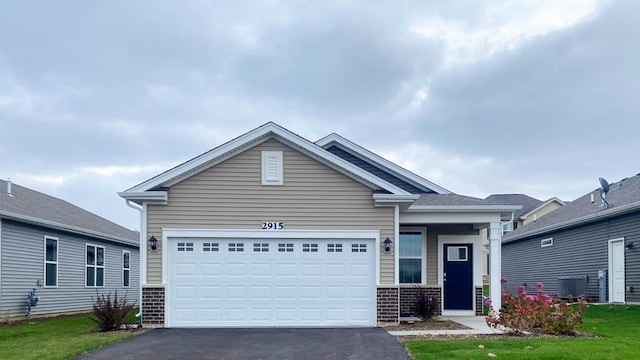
{"left": 0, "top": 313, "right": 139, "bottom": 360}
{"left": 405, "top": 305, "right": 640, "bottom": 359}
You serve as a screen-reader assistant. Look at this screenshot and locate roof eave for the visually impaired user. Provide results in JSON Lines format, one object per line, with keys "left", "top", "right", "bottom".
{"left": 373, "top": 194, "right": 420, "bottom": 206}
{"left": 118, "top": 191, "right": 169, "bottom": 205}
{"left": 503, "top": 201, "right": 640, "bottom": 243}
{"left": 0, "top": 210, "right": 139, "bottom": 247}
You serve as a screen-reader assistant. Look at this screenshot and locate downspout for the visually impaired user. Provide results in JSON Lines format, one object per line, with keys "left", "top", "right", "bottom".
{"left": 126, "top": 200, "right": 143, "bottom": 318}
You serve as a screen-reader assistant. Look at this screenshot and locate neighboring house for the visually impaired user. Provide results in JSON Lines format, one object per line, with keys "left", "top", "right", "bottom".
{"left": 485, "top": 194, "right": 565, "bottom": 234}
{"left": 119, "top": 122, "right": 519, "bottom": 328}
{"left": 502, "top": 174, "right": 640, "bottom": 304}
{"left": 481, "top": 194, "right": 565, "bottom": 281}
{"left": 0, "top": 180, "right": 139, "bottom": 320}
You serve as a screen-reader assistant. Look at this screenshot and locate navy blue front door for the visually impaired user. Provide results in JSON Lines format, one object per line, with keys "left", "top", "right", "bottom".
{"left": 443, "top": 244, "right": 473, "bottom": 310}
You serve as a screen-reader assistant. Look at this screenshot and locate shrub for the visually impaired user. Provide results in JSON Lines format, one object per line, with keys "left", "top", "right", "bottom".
{"left": 92, "top": 290, "right": 136, "bottom": 332}
{"left": 412, "top": 287, "right": 437, "bottom": 320}
{"left": 485, "top": 280, "right": 587, "bottom": 335}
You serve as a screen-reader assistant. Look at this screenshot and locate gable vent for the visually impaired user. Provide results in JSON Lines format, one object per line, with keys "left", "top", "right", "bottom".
{"left": 262, "top": 151, "right": 283, "bottom": 185}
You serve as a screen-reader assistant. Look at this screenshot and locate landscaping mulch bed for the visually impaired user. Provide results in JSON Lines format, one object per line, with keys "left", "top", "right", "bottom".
{"left": 384, "top": 318, "right": 471, "bottom": 331}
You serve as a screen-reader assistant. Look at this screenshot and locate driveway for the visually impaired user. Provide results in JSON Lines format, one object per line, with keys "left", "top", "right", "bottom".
{"left": 73, "top": 327, "right": 411, "bottom": 360}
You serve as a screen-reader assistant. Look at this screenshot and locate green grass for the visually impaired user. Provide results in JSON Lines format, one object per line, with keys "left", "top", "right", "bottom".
{"left": 0, "top": 311, "right": 139, "bottom": 360}
{"left": 405, "top": 305, "right": 640, "bottom": 360}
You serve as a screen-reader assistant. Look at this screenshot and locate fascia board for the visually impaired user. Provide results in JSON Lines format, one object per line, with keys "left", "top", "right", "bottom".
{"left": 316, "top": 133, "right": 452, "bottom": 194}
{"left": 503, "top": 201, "right": 640, "bottom": 243}
{"left": 122, "top": 122, "right": 411, "bottom": 195}
{"left": 0, "top": 210, "right": 139, "bottom": 247}
{"left": 406, "top": 205, "right": 522, "bottom": 213}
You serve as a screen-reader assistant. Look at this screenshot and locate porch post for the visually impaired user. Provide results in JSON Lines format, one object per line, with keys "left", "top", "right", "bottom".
{"left": 489, "top": 222, "right": 502, "bottom": 311}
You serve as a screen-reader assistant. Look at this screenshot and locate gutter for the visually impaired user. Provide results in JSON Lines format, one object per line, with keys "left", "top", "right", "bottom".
{"left": 406, "top": 205, "right": 522, "bottom": 213}
{"left": 503, "top": 201, "right": 640, "bottom": 243}
{"left": 126, "top": 200, "right": 144, "bottom": 318}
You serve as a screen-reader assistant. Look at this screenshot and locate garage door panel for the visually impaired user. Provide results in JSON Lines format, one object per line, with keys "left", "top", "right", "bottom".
{"left": 226, "top": 308, "right": 247, "bottom": 321}
{"left": 201, "top": 263, "right": 222, "bottom": 276}
{"left": 251, "top": 263, "right": 272, "bottom": 276}
{"left": 276, "top": 263, "right": 296, "bottom": 276}
{"left": 168, "top": 237, "right": 376, "bottom": 327}
{"left": 251, "top": 286, "right": 271, "bottom": 299}
{"left": 226, "top": 286, "right": 247, "bottom": 299}
{"left": 201, "top": 286, "right": 222, "bottom": 299}
{"left": 226, "top": 263, "right": 248, "bottom": 275}
{"left": 275, "top": 286, "right": 296, "bottom": 299}
{"left": 301, "top": 264, "right": 321, "bottom": 276}
{"left": 300, "top": 286, "right": 321, "bottom": 299}
{"left": 201, "top": 309, "right": 222, "bottom": 321}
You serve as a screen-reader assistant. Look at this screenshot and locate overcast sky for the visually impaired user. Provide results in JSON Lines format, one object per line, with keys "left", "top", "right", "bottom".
{"left": 1, "top": 0, "right": 638, "bottom": 231}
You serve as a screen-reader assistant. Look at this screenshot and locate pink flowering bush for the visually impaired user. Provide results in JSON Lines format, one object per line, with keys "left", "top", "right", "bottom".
{"left": 485, "top": 279, "right": 587, "bottom": 335}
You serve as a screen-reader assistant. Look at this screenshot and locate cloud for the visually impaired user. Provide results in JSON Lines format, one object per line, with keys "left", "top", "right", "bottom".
{"left": 0, "top": 0, "right": 637, "bottom": 230}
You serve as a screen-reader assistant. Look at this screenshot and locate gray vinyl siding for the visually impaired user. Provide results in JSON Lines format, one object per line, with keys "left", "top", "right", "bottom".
{"left": 502, "top": 211, "right": 640, "bottom": 302}
{"left": 147, "top": 139, "right": 395, "bottom": 284}
{"left": 326, "top": 145, "right": 428, "bottom": 194}
{"left": 0, "top": 220, "right": 139, "bottom": 318}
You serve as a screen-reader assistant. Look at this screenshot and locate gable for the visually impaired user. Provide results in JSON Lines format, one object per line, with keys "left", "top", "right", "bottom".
{"left": 121, "top": 122, "right": 410, "bottom": 199}
{"left": 169, "top": 138, "right": 379, "bottom": 196}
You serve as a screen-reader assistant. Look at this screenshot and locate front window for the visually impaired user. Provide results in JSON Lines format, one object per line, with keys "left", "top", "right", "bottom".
{"left": 86, "top": 244, "right": 105, "bottom": 287}
{"left": 399, "top": 231, "right": 423, "bottom": 284}
{"left": 44, "top": 236, "right": 58, "bottom": 287}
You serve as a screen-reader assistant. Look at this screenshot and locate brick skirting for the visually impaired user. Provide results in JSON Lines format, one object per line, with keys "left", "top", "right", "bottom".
{"left": 399, "top": 286, "right": 442, "bottom": 317}
{"left": 142, "top": 287, "right": 165, "bottom": 325}
{"left": 377, "top": 287, "right": 399, "bottom": 323}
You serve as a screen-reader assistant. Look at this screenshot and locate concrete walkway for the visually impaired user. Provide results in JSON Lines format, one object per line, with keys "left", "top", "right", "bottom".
{"left": 387, "top": 316, "right": 503, "bottom": 336}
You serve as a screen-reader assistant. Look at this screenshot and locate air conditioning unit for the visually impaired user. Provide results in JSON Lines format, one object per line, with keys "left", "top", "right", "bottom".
{"left": 557, "top": 276, "right": 587, "bottom": 298}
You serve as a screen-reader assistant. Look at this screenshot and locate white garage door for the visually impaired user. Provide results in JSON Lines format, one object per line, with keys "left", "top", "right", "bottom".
{"left": 166, "top": 236, "right": 376, "bottom": 327}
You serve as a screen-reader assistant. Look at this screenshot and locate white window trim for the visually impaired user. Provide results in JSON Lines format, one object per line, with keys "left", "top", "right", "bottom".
{"left": 122, "top": 250, "right": 130, "bottom": 288}
{"left": 540, "top": 238, "right": 554, "bottom": 247}
{"left": 85, "top": 243, "right": 105, "bottom": 288}
{"left": 399, "top": 227, "right": 427, "bottom": 285}
{"left": 44, "top": 236, "right": 59, "bottom": 288}
{"left": 261, "top": 151, "right": 283, "bottom": 185}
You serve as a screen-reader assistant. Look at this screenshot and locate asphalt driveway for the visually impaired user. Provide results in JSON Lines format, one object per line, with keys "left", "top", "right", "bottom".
{"left": 73, "top": 327, "right": 411, "bottom": 360}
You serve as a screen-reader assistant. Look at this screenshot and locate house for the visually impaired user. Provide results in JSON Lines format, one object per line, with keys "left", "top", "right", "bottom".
{"left": 502, "top": 174, "right": 640, "bottom": 304}
{"left": 119, "top": 122, "right": 520, "bottom": 328}
{"left": 0, "top": 179, "right": 139, "bottom": 320}
{"left": 481, "top": 194, "right": 565, "bottom": 281}
{"left": 485, "top": 194, "right": 565, "bottom": 234}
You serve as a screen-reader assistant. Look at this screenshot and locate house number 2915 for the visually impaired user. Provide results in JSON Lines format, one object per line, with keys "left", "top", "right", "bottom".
{"left": 262, "top": 222, "right": 284, "bottom": 230}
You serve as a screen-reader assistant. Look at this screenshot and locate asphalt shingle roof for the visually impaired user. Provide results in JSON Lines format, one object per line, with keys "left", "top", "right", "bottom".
{"left": 414, "top": 193, "right": 514, "bottom": 206}
{"left": 504, "top": 173, "right": 640, "bottom": 242}
{"left": 485, "top": 194, "right": 543, "bottom": 218}
{"left": 0, "top": 180, "right": 138, "bottom": 246}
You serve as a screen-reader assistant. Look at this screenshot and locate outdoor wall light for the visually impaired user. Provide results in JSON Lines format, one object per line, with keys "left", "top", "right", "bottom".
{"left": 384, "top": 237, "right": 392, "bottom": 252}
{"left": 626, "top": 242, "right": 634, "bottom": 250}
{"left": 148, "top": 235, "right": 158, "bottom": 251}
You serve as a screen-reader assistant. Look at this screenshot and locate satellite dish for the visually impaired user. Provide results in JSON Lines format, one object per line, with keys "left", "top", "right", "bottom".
{"left": 599, "top": 177, "right": 610, "bottom": 194}
{"left": 599, "top": 177, "right": 610, "bottom": 208}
